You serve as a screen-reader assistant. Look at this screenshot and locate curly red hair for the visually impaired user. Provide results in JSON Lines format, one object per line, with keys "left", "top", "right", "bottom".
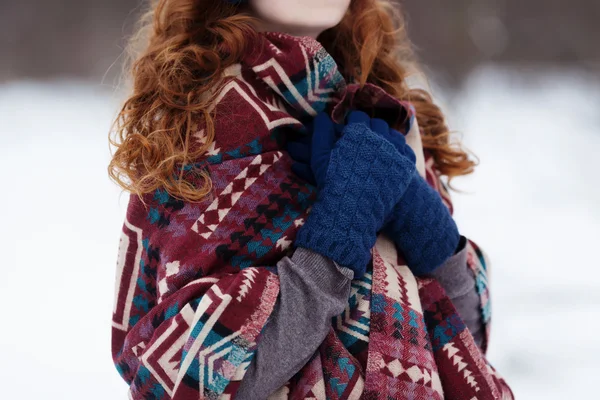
{"left": 108, "top": 0, "right": 476, "bottom": 202}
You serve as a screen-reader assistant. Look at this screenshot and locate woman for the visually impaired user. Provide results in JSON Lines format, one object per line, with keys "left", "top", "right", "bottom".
{"left": 108, "top": 0, "right": 513, "bottom": 398}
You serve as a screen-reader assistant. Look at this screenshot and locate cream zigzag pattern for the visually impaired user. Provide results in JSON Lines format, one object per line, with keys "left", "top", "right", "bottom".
{"left": 374, "top": 235, "right": 422, "bottom": 311}
{"left": 385, "top": 359, "right": 424, "bottom": 381}
{"left": 252, "top": 46, "right": 335, "bottom": 117}
{"left": 443, "top": 342, "right": 481, "bottom": 393}
{"left": 237, "top": 268, "right": 258, "bottom": 302}
{"left": 380, "top": 358, "right": 444, "bottom": 396}
{"left": 192, "top": 152, "right": 282, "bottom": 239}
{"left": 334, "top": 273, "right": 372, "bottom": 343}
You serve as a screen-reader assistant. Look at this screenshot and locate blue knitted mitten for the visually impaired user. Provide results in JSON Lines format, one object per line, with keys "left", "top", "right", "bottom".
{"left": 294, "top": 112, "right": 416, "bottom": 278}
{"left": 378, "top": 129, "right": 460, "bottom": 275}
{"left": 383, "top": 174, "right": 460, "bottom": 275}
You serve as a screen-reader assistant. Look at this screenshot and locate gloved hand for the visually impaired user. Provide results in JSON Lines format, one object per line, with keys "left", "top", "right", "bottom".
{"left": 291, "top": 111, "right": 416, "bottom": 278}
{"left": 288, "top": 115, "right": 414, "bottom": 187}
{"left": 369, "top": 123, "right": 460, "bottom": 275}
{"left": 286, "top": 117, "right": 335, "bottom": 189}
{"left": 288, "top": 111, "right": 460, "bottom": 276}
{"left": 370, "top": 121, "right": 460, "bottom": 274}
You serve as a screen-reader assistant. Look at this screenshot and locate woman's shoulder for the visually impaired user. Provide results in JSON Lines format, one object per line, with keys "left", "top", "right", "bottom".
{"left": 193, "top": 67, "right": 300, "bottom": 165}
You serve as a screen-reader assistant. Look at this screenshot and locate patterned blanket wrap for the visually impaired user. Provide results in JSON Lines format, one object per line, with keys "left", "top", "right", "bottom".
{"left": 112, "top": 32, "right": 514, "bottom": 399}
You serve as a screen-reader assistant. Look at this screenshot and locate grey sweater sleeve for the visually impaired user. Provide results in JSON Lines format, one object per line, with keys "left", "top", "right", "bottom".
{"left": 236, "top": 238, "right": 483, "bottom": 399}
{"left": 431, "top": 236, "right": 484, "bottom": 348}
{"left": 235, "top": 248, "right": 353, "bottom": 400}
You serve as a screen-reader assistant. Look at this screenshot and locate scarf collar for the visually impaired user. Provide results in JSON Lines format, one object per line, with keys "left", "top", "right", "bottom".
{"left": 240, "top": 31, "right": 413, "bottom": 133}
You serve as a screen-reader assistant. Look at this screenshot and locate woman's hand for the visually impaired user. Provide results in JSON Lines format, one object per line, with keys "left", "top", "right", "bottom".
{"left": 375, "top": 123, "right": 461, "bottom": 275}
{"left": 288, "top": 110, "right": 460, "bottom": 276}
{"left": 288, "top": 111, "right": 415, "bottom": 185}
{"left": 289, "top": 111, "right": 416, "bottom": 278}
{"left": 286, "top": 112, "right": 338, "bottom": 188}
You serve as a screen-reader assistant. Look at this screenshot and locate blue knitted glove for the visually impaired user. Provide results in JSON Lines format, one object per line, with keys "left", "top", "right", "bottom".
{"left": 287, "top": 134, "right": 316, "bottom": 185}
{"left": 375, "top": 125, "right": 417, "bottom": 165}
{"left": 294, "top": 111, "right": 416, "bottom": 278}
{"left": 289, "top": 113, "right": 460, "bottom": 276}
{"left": 287, "top": 114, "right": 342, "bottom": 188}
{"left": 288, "top": 117, "right": 412, "bottom": 186}
{"left": 378, "top": 131, "right": 461, "bottom": 275}
{"left": 384, "top": 176, "right": 461, "bottom": 275}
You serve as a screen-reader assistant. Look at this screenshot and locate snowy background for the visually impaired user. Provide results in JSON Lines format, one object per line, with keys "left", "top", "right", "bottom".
{"left": 1, "top": 67, "right": 598, "bottom": 399}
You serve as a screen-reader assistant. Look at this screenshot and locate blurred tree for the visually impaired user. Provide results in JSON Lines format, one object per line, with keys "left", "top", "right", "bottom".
{"left": 0, "top": 0, "right": 140, "bottom": 83}
{"left": 0, "top": 0, "right": 598, "bottom": 83}
{"left": 401, "top": 0, "right": 600, "bottom": 84}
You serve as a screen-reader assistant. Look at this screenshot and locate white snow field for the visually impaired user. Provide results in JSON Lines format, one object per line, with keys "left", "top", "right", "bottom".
{"left": 0, "top": 68, "right": 598, "bottom": 399}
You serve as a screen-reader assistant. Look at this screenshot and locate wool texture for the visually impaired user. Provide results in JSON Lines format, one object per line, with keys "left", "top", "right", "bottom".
{"left": 288, "top": 111, "right": 460, "bottom": 277}
{"left": 295, "top": 122, "right": 416, "bottom": 278}
{"left": 111, "top": 32, "right": 513, "bottom": 399}
{"left": 385, "top": 173, "right": 461, "bottom": 275}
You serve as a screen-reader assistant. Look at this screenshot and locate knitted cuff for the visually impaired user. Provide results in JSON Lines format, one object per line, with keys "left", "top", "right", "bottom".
{"left": 290, "top": 248, "right": 354, "bottom": 292}
{"left": 295, "top": 227, "right": 373, "bottom": 278}
{"left": 295, "top": 125, "right": 415, "bottom": 278}
{"left": 385, "top": 174, "right": 460, "bottom": 275}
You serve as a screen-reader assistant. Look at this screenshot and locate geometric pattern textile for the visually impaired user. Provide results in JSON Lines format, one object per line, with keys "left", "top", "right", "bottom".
{"left": 111, "top": 31, "right": 513, "bottom": 399}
